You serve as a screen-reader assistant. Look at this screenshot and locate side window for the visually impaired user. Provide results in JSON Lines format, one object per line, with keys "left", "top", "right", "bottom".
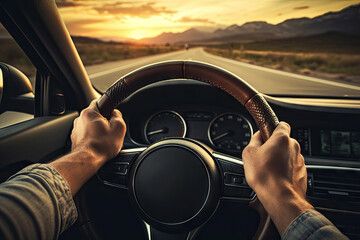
{"left": 0, "top": 23, "right": 36, "bottom": 128}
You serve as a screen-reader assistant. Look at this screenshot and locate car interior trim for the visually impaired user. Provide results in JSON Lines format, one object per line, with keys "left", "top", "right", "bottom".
{"left": 120, "top": 147, "right": 147, "bottom": 154}
{"left": 144, "top": 221, "right": 151, "bottom": 240}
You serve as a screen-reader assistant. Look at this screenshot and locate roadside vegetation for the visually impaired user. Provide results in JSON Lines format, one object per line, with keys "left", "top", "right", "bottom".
{"left": 0, "top": 38, "right": 36, "bottom": 78}
{"left": 0, "top": 37, "right": 181, "bottom": 79}
{"left": 73, "top": 37, "right": 181, "bottom": 65}
{"left": 204, "top": 32, "right": 360, "bottom": 83}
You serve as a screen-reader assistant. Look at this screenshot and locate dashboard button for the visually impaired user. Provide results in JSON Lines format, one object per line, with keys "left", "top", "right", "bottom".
{"left": 224, "top": 173, "right": 246, "bottom": 187}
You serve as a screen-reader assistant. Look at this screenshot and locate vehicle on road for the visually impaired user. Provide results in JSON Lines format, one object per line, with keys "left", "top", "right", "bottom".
{"left": 0, "top": 1, "right": 359, "bottom": 240}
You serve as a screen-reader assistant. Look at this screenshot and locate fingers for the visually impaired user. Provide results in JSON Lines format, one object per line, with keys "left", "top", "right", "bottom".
{"left": 273, "top": 121, "right": 291, "bottom": 137}
{"left": 243, "top": 122, "right": 291, "bottom": 160}
{"left": 88, "top": 100, "right": 98, "bottom": 111}
{"left": 109, "top": 109, "right": 126, "bottom": 134}
{"left": 247, "top": 131, "right": 263, "bottom": 148}
{"left": 244, "top": 122, "right": 290, "bottom": 150}
{"left": 242, "top": 131, "right": 262, "bottom": 161}
{"left": 110, "top": 109, "right": 123, "bottom": 119}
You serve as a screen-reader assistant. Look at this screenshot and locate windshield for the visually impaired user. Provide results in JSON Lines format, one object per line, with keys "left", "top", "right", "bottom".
{"left": 11, "top": 1, "right": 360, "bottom": 97}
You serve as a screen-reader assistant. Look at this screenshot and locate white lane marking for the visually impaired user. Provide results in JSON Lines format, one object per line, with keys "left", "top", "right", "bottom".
{"left": 200, "top": 49, "right": 360, "bottom": 91}
{"left": 89, "top": 61, "right": 145, "bottom": 78}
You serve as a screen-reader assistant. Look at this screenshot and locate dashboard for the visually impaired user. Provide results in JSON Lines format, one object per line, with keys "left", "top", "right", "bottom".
{"left": 129, "top": 109, "right": 253, "bottom": 157}
{"left": 116, "top": 79, "right": 360, "bottom": 239}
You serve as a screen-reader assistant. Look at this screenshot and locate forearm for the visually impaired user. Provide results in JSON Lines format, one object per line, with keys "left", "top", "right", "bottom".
{"left": 49, "top": 149, "right": 106, "bottom": 196}
{"left": 0, "top": 164, "right": 77, "bottom": 240}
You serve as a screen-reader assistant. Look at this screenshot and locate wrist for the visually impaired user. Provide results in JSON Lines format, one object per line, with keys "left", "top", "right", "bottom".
{"left": 71, "top": 147, "right": 108, "bottom": 171}
{"left": 255, "top": 181, "right": 313, "bottom": 235}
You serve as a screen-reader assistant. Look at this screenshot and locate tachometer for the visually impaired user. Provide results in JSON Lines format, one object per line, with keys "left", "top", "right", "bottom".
{"left": 208, "top": 113, "right": 253, "bottom": 152}
{"left": 144, "top": 111, "right": 187, "bottom": 144}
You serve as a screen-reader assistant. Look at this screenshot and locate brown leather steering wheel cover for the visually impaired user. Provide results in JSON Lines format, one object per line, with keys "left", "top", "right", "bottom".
{"left": 96, "top": 60, "right": 280, "bottom": 239}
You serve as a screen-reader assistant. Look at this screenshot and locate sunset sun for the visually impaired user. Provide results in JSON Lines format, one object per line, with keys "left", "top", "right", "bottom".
{"left": 128, "top": 30, "right": 148, "bottom": 40}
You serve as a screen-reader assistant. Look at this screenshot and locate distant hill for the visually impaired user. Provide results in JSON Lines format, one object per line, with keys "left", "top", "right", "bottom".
{"left": 139, "top": 28, "right": 212, "bottom": 44}
{"left": 277, "top": 4, "right": 360, "bottom": 36}
{"left": 238, "top": 31, "right": 360, "bottom": 54}
{"left": 139, "top": 4, "right": 360, "bottom": 44}
{"left": 71, "top": 35, "right": 105, "bottom": 44}
{"left": 199, "top": 32, "right": 280, "bottom": 44}
{"left": 71, "top": 36, "right": 130, "bottom": 45}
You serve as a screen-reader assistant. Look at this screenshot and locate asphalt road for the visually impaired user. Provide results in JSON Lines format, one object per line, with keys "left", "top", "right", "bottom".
{"left": 86, "top": 47, "right": 360, "bottom": 97}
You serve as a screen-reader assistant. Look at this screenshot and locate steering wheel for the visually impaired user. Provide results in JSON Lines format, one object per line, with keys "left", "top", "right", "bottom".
{"left": 77, "top": 61, "right": 280, "bottom": 240}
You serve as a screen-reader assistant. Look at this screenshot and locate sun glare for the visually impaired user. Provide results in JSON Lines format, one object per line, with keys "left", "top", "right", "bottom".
{"left": 128, "top": 30, "right": 148, "bottom": 40}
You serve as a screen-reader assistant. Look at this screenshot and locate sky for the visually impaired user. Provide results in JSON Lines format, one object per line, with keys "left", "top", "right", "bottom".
{"left": 56, "top": 0, "right": 360, "bottom": 41}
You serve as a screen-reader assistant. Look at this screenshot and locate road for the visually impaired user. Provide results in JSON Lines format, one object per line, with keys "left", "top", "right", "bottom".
{"left": 86, "top": 48, "right": 360, "bottom": 97}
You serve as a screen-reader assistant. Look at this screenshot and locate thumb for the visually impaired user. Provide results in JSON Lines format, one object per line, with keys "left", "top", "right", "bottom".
{"left": 247, "top": 131, "right": 263, "bottom": 148}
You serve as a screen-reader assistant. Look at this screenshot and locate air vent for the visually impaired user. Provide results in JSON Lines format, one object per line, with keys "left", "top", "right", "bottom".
{"left": 307, "top": 168, "right": 360, "bottom": 211}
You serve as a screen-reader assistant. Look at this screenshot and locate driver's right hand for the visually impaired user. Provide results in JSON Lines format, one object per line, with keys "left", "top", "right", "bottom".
{"left": 242, "top": 122, "right": 313, "bottom": 235}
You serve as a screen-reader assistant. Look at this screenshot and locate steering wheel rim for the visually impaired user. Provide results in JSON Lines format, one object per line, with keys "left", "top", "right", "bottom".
{"left": 97, "top": 61, "right": 278, "bottom": 141}
{"left": 79, "top": 61, "right": 280, "bottom": 240}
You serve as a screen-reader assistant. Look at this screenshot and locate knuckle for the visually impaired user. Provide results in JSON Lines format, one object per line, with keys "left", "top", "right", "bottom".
{"left": 279, "top": 121, "right": 291, "bottom": 132}
{"left": 81, "top": 108, "right": 92, "bottom": 117}
{"left": 276, "top": 132, "right": 290, "bottom": 146}
{"left": 293, "top": 139, "right": 301, "bottom": 153}
{"left": 242, "top": 145, "right": 255, "bottom": 159}
{"left": 114, "top": 118, "right": 127, "bottom": 130}
{"left": 299, "top": 154, "right": 305, "bottom": 165}
{"left": 113, "top": 109, "right": 123, "bottom": 117}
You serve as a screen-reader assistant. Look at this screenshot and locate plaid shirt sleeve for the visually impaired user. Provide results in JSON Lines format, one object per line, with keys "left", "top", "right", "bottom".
{"left": 0, "top": 164, "right": 78, "bottom": 240}
{"left": 282, "top": 209, "right": 349, "bottom": 240}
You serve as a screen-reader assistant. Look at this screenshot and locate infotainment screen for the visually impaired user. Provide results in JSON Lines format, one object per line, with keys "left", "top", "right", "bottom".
{"left": 351, "top": 132, "right": 360, "bottom": 157}
{"left": 320, "top": 130, "right": 360, "bottom": 158}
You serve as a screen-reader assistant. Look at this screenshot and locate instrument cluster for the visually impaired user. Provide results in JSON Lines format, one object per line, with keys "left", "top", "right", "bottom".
{"left": 141, "top": 110, "right": 254, "bottom": 154}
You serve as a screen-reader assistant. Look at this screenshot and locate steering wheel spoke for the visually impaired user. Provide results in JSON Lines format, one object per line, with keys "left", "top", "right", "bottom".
{"left": 213, "top": 152, "right": 280, "bottom": 239}
{"left": 97, "top": 147, "right": 146, "bottom": 189}
{"left": 212, "top": 152, "right": 255, "bottom": 201}
{"left": 143, "top": 222, "right": 200, "bottom": 240}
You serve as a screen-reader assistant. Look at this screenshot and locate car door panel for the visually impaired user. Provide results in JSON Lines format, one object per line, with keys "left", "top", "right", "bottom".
{"left": 0, "top": 111, "right": 77, "bottom": 173}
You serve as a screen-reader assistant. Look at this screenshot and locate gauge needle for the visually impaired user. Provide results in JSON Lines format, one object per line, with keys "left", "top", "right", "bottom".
{"left": 213, "top": 131, "right": 231, "bottom": 141}
{"left": 147, "top": 128, "right": 168, "bottom": 136}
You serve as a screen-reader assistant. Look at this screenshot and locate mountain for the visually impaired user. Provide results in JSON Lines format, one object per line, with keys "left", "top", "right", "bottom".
{"left": 213, "top": 22, "right": 277, "bottom": 38}
{"left": 71, "top": 35, "right": 105, "bottom": 44}
{"left": 139, "top": 28, "right": 212, "bottom": 44}
{"left": 243, "top": 31, "right": 360, "bottom": 54}
{"left": 71, "top": 36, "right": 129, "bottom": 45}
{"left": 140, "top": 4, "right": 360, "bottom": 44}
{"left": 278, "top": 4, "right": 360, "bottom": 35}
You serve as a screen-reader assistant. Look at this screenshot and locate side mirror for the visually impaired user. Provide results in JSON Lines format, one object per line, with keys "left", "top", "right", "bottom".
{"left": 0, "top": 63, "right": 34, "bottom": 114}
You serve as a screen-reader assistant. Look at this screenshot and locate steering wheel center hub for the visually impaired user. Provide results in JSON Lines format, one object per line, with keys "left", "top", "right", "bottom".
{"left": 134, "top": 146, "right": 209, "bottom": 223}
{"left": 128, "top": 139, "right": 221, "bottom": 232}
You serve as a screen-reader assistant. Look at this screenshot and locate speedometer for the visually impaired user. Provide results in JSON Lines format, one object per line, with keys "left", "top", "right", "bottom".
{"left": 208, "top": 113, "right": 253, "bottom": 152}
{"left": 144, "top": 111, "right": 187, "bottom": 144}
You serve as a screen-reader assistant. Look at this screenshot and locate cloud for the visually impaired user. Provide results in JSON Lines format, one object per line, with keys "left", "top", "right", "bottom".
{"left": 294, "top": 6, "right": 309, "bottom": 10}
{"left": 178, "top": 16, "right": 215, "bottom": 24}
{"left": 64, "top": 19, "right": 107, "bottom": 34}
{"left": 93, "top": 2, "right": 176, "bottom": 18}
{"left": 55, "top": 0, "right": 81, "bottom": 8}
